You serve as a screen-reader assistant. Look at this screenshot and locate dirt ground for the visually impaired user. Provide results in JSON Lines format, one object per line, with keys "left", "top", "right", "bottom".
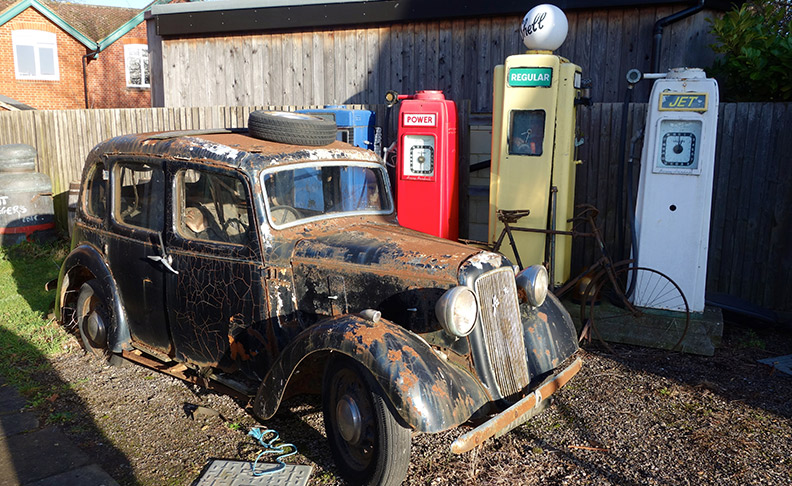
{"left": 36, "top": 317, "right": 792, "bottom": 486}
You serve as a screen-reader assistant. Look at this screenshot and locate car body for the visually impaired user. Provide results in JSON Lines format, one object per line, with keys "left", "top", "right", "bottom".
{"left": 56, "top": 112, "right": 581, "bottom": 486}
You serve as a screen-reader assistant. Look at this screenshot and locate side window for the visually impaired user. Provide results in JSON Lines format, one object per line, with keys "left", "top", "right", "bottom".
{"left": 177, "top": 169, "right": 251, "bottom": 246}
{"left": 83, "top": 162, "right": 106, "bottom": 219}
{"left": 114, "top": 162, "right": 164, "bottom": 231}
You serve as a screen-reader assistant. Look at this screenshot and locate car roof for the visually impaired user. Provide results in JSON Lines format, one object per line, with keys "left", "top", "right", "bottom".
{"left": 88, "top": 129, "right": 382, "bottom": 171}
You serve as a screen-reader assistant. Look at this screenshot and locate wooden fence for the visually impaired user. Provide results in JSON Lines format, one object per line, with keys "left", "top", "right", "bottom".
{"left": 0, "top": 102, "right": 789, "bottom": 312}
{"left": 0, "top": 105, "right": 352, "bottom": 196}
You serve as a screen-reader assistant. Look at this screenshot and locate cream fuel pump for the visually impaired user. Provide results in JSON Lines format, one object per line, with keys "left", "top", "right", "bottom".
{"left": 488, "top": 4, "right": 588, "bottom": 286}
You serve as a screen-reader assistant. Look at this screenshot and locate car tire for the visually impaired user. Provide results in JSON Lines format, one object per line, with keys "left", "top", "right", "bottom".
{"left": 322, "top": 356, "right": 411, "bottom": 486}
{"left": 76, "top": 281, "right": 124, "bottom": 366}
{"left": 248, "top": 111, "right": 337, "bottom": 146}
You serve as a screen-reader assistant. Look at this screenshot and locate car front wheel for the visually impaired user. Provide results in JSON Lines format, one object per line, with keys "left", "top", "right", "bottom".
{"left": 76, "top": 281, "right": 123, "bottom": 366}
{"left": 322, "top": 356, "right": 411, "bottom": 486}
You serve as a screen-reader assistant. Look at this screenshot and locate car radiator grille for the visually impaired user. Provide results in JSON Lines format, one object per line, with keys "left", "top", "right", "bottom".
{"left": 474, "top": 268, "right": 531, "bottom": 398}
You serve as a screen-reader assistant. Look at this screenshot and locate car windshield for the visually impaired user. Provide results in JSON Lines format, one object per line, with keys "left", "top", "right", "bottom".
{"left": 262, "top": 162, "right": 392, "bottom": 228}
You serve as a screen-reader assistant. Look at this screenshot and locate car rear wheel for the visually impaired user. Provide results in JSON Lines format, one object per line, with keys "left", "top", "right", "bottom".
{"left": 322, "top": 356, "right": 411, "bottom": 486}
{"left": 76, "top": 281, "right": 123, "bottom": 366}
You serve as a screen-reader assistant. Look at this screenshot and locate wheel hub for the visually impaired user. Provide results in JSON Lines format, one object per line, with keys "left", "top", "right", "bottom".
{"left": 336, "top": 394, "right": 362, "bottom": 444}
{"left": 85, "top": 311, "right": 106, "bottom": 346}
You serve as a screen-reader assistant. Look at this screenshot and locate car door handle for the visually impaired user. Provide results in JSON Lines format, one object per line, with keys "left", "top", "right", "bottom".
{"left": 147, "top": 254, "right": 179, "bottom": 274}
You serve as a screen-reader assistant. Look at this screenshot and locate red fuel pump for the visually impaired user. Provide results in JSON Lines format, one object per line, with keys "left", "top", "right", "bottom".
{"left": 390, "top": 90, "right": 458, "bottom": 240}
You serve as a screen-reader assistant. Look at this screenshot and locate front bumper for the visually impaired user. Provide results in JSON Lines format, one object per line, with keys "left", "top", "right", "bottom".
{"left": 450, "top": 357, "right": 583, "bottom": 454}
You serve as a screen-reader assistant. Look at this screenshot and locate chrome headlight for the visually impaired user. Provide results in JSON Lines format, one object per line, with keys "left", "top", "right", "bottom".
{"left": 435, "top": 286, "right": 478, "bottom": 337}
{"left": 516, "top": 264, "right": 549, "bottom": 307}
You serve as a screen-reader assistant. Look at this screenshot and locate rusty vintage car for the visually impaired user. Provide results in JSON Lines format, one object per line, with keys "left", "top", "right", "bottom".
{"left": 56, "top": 111, "right": 581, "bottom": 486}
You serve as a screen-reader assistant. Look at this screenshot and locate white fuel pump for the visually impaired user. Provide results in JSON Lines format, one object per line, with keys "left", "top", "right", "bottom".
{"left": 634, "top": 67, "right": 719, "bottom": 313}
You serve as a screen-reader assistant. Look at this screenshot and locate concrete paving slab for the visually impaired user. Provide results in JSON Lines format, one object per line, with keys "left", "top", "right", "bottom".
{"left": 27, "top": 464, "right": 119, "bottom": 486}
{"left": 0, "top": 427, "right": 90, "bottom": 486}
{"left": 0, "top": 384, "right": 27, "bottom": 414}
{"left": 0, "top": 411, "right": 38, "bottom": 437}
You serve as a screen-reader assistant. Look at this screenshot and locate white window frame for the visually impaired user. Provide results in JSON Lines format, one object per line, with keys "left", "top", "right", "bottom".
{"left": 12, "top": 30, "right": 59, "bottom": 81}
{"left": 124, "top": 44, "right": 150, "bottom": 88}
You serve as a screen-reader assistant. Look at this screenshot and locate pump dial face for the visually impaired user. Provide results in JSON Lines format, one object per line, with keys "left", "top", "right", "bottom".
{"left": 402, "top": 134, "right": 436, "bottom": 178}
{"left": 656, "top": 119, "right": 702, "bottom": 173}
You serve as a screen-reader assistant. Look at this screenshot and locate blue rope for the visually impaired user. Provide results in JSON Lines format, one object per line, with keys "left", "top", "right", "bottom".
{"left": 247, "top": 427, "right": 298, "bottom": 476}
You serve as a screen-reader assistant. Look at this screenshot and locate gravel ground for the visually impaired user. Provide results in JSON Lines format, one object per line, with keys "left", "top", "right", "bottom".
{"left": 33, "top": 318, "right": 792, "bottom": 486}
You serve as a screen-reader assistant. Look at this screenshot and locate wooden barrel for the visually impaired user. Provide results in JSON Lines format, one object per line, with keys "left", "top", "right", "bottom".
{"left": 0, "top": 144, "right": 36, "bottom": 173}
{"left": 0, "top": 172, "right": 56, "bottom": 245}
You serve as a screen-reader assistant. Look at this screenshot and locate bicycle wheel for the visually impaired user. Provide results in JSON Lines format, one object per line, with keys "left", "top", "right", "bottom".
{"left": 582, "top": 266, "right": 690, "bottom": 351}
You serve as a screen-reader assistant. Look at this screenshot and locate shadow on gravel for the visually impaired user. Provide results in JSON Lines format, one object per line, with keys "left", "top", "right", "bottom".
{"left": 0, "top": 325, "right": 135, "bottom": 484}
{"left": 587, "top": 320, "right": 792, "bottom": 420}
{"left": 512, "top": 402, "right": 650, "bottom": 486}
{"left": 249, "top": 395, "right": 337, "bottom": 474}
{"left": 1, "top": 241, "right": 135, "bottom": 484}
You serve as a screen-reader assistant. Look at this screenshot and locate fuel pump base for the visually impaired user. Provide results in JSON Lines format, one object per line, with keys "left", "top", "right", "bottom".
{"left": 568, "top": 299, "right": 723, "bottom": 356}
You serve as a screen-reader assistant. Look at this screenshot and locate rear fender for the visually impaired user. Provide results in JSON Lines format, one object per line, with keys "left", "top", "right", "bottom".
{"left": 57, "top": 244, "right": 132, "bottom": 352}
{"left": 253, "top": 314, "right": 489, "bottom": 433}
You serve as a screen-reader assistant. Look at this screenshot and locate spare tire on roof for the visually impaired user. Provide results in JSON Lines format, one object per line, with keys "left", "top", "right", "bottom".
{"left": 248, "top": 111, "right": 337, "bottom": 146}
{"left": 0, "top": 144, "right": 36, "bottom": 172}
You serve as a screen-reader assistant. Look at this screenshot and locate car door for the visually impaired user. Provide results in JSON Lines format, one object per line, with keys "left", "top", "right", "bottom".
{"left": 107, "top": 158, "right": 172, "bottom": 354}
{"left": 165, "top": 165, "right": 266, "bottom": 370}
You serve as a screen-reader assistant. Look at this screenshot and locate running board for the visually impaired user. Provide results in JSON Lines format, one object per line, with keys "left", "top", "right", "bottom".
{"left": 121, "top": 350, "right": 252, "bottom": 402}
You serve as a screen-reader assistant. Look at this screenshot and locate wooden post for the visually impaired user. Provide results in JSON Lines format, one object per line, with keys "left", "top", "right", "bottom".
{"left": 458, "top": 99, "right": 471, "bottom": 240}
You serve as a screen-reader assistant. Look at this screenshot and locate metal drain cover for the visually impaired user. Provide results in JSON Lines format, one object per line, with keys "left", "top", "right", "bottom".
{"left": 195, "top": 459, "right": 313, "bottom": 486}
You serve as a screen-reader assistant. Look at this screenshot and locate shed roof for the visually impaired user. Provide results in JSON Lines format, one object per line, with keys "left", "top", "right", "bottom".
{"left": 151, "top": 0, "right": 744, "bottom": 37}
{"left": 0, "top": 93, "right": 35, "bottom": 110}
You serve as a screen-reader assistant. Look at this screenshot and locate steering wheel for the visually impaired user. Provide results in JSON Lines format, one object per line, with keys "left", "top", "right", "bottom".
{"left": 222, "top": 217, "right": 248, "bottom": 235}
{"left": 270, "top": 205, "right": 302, "bottom": 225}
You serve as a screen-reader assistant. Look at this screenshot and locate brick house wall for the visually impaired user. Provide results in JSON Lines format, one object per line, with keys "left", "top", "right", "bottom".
{"left": 86, "top": 22, "right": 150, "bottom": 108}
{"left": 0, "top": 7, "right": 85, "bottom": 109}
{"left": 1, "top": 5, "right": 151, "bottom": 110}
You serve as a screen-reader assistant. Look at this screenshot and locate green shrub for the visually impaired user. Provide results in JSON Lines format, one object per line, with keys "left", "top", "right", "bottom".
{"left": 708, "top": 2, "right": 792, "bottom": 101}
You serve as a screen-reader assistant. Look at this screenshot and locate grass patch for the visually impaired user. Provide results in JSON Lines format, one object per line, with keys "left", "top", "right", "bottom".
{"left": 0, "top": 240, "right": 71, "bottom": 393}
{"left": 736, "top": 329, "right": 766, "bottom": 350}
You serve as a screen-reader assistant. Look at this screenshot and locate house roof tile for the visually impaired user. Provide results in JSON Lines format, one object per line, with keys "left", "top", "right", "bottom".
{"left": 41, "top": 1, "right": 141, "bottom": 42}
{"left": 0, "top": 1, "right": 160, "bottom": 44}
{"left": 0, "top": 1, "right": 17, "bottom": 13}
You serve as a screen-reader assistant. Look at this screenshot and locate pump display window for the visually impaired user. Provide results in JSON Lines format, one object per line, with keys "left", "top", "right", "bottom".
{"left": 509, "top": 110, "right": 545, "bottom": 156}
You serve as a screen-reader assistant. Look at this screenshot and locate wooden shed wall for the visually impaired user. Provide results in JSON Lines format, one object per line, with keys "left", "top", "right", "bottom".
{"left": 159, "top": 5, "right": 720, "bottom": 111}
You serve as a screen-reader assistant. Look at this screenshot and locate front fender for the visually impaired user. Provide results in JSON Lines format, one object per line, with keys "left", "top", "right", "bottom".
{"left": 522, "top": 292, "right": 579, "bottom": 377}
{"left": 253, "top": 314, "right": 490, "bottom": 433}
{"left": 57, "top": 244, "right": 132, "bottom": 352}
